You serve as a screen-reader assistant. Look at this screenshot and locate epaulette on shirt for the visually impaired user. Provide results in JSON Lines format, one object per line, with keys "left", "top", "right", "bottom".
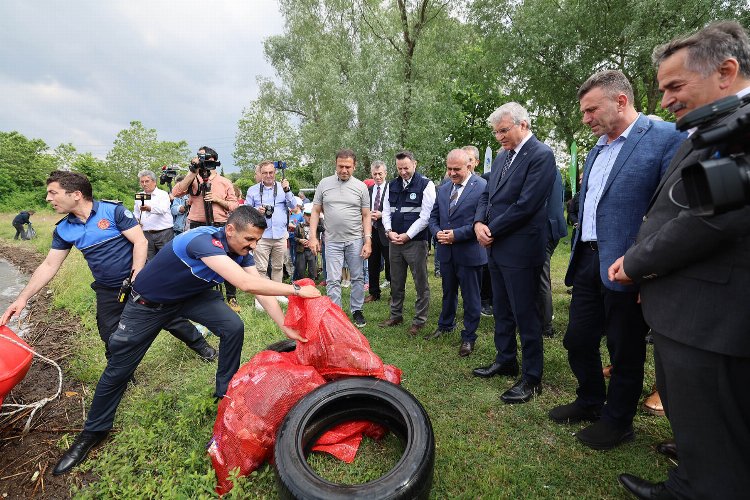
{"left": 100, "top": 199, "right": 123, "bottom": 205}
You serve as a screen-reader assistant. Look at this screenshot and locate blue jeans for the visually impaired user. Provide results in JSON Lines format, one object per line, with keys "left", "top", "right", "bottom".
{"left": 325, "top": 239, "right": 365, "bottom": 312}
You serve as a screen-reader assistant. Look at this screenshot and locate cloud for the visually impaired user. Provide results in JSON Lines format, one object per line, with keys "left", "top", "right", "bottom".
{"left": 0, "top": 0, "right": 284, "bottom": 171}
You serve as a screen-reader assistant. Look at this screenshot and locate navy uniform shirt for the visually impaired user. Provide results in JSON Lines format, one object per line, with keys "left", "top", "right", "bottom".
{"left": 133, "top": 226, "right": 254, "bottom": 304}
{"left": 51, "top": 201, "right": 138, "bottom": 288}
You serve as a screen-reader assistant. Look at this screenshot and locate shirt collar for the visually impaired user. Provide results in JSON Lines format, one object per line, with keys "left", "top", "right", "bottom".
{"left": 67, "top": 200, "right": 99, "bottom": 224}
{"left": 595, "top": 114, "right": 639, "bottom": 147}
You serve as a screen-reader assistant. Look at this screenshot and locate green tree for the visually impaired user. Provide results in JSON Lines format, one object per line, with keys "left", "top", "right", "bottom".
{"left": 0, "top": 131, "right": 56, "bottom": 203}
{"left": 233, "top": 99, "right": 301, "bottom": 172}
{"left": 106, "top": 121, "right": 190, "bottom": 182}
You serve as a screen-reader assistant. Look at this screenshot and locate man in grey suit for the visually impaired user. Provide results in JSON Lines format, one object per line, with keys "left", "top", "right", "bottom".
{"left": 549, "top": 70, "right": 684, "bottom": 450}
{"left": 611, "top": 21, "right": 750, "bottom": 499}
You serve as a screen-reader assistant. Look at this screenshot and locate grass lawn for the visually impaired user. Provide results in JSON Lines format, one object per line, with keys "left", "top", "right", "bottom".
{"left": 0, "top": 212, "right": 673, "bottom": 498}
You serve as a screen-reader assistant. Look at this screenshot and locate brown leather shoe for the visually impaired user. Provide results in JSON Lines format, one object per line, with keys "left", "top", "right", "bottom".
{"left": 378, "top": 317, "right": 403, "bottom": 327}
{"left": 364, "top": 295, "right": 379, "bottom": 303}
{"left": 642, "top": 389, "right": 665, "bottom": 416}
{"left": 458, "top": 341, "right": 474, "bottom": 357}
{"left": 407, "top": 324, "right": 425, "bottom": 336}
{"left": 602, "top": 364, "right": 613, "bottom": 378}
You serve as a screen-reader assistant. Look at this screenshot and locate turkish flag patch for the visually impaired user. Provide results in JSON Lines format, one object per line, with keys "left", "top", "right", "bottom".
{"left": 212, "top": 238, "right": 224, "bottom": 249}
{"left": 97, "top": 219, "right": 110, "bottom": 230}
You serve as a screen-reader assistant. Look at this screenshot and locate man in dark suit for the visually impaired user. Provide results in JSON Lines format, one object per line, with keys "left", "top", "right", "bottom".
{"left": 365, "top": 160, "right": 390, "bottom": 303}
{"left": 472, "top": 102, "right": 556, "bottom": 404}
{"left": 610, "top": 21, "right": 750, "bottom": 499}
{"left": 549, "top": 70, "right": 685, "bottom": 450}
{"left": 427, "top": 149, "right": 488, "bottom": 356}
{"left": 538, "top": 169, "right": 567, "bottom": 338}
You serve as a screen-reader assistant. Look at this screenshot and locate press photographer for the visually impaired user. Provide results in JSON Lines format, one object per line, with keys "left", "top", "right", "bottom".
{"left": 244, "top": 160, "right": 296, "bottom": 286}
{"left": 606, "top": 21, "right": 750, "bottom": 499}
{"left": 172, "top": 146, "right": 241, "bottom": 310}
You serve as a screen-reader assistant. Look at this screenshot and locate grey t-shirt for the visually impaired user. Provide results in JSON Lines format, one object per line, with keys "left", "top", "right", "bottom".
{"left": 313, "top": 175, "right": 370, "bottom": 242}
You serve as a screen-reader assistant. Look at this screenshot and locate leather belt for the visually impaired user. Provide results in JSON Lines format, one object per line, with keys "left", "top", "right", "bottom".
{"left": 580, "top": 240, "right": 598, "bottom": 251}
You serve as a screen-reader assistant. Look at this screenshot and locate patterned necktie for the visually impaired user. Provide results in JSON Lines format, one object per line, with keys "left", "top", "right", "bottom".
{"left": 374, "top": 185, "right": 381, "bottom": 212}
{"left": 449, "top": 184, "right": 461, "bottom": 214}
{"left": 500, "top": 150, "right": 516, "bottom": 180}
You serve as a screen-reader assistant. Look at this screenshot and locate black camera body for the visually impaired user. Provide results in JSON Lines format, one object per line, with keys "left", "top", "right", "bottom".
{"left": 677, "top": 94, "right": 750, "bottom": 215}
{"left": 134, "top": 192, "right": 152, "bottom": 203}
{"left": 189, "top": 155, "right": 221, "bottom": 178}
{"left": 159, "top": 165, "right": 179, "bottom": 187}
{"left": 263, "top": 204, "right": 275, "bottom": 218}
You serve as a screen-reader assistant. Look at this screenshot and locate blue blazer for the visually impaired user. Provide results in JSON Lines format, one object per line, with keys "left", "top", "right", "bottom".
{"left": 547, "top": 169, "right": 568, "bottom": 243}
{"left": 565, "top": 113, "right": 686, "bottom": 291}
{"left": 474, "top": 135, "right": 557, "bottom": 268}
{"left": 429, "top": 174, "right": 487, "bottom": 266}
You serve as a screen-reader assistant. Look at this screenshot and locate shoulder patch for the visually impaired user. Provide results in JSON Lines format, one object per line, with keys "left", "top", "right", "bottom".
{"left": 409, "top": 193, "right": 417, "bottom": 200}
{"left": 97, "top": 219, "right": 111, "bottom": 230}
{"left": 123, "top": 209, "right": 134, "bottom": 219}
{"left": 212, "top": 238, "right": 224, "bottom": 249}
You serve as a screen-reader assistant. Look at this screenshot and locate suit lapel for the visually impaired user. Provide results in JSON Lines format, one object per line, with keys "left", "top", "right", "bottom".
{"left": 647, "top": 139, "right": 694, "bottom": 209}
{"left": 599, "top": 115, "right": 650, "bottom": 199}
{"left": 451, "top": 177, "right": 477, "bottom": 215}
{"left": 491, "top": 136, "right": 536, "bottom": 195}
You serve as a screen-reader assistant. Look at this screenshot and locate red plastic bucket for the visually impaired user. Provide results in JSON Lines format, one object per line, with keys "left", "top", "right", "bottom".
{"left": 0, "top": 325, "right": 34, "bottom": 407}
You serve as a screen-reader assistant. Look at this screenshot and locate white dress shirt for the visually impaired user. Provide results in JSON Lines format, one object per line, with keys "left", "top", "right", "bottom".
{"left": 382, "top": 176, "right": 436, "bottom": 240}
{"left": 134, "top": 187, "right": 173, "bottom": 231}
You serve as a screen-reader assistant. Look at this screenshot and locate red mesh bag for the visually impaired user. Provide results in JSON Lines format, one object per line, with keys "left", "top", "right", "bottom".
{"left": 311, "top": 364, "right": 403, "bottom": 462}
{"left": 208, "top": 350, "right": 326, "bottom": 495}
{"left": 285, "top": 278, "right": 385, "bottom": 380}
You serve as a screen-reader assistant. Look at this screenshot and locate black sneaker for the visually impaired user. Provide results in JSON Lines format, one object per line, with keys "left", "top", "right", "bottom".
{"left": 352, "top": 310, "right": 366, "bottom": 327}
{"left": 480, "top": 304, "right": 493, "bottom": 317}
{"left": 193, "top": 343, "right": 218, "bottom": 362}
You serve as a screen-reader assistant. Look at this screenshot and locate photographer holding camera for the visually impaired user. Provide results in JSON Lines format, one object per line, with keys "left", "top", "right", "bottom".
{"left": 608, "top": 21, "right": 750, "bottom": 499}
{"left": 172, "top": 146, "right": 240, "bottom": 311}
{"left": 244, "top": 160, "right": 296, "bottom": 287}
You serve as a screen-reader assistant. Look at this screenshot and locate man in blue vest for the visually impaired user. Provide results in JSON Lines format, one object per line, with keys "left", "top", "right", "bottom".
{"left": 379, "top": 150, "right": 436, "bottom": 336}
{"left": 49, "top": 205, "right": 321, "bottom": 475}
{"left": 1, "top": 171, "right": 215, "bottom": 364}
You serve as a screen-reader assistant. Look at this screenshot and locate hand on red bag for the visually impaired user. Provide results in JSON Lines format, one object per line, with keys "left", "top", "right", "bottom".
{"left": 282, "top": 325, "right": 307, "bottom": 343}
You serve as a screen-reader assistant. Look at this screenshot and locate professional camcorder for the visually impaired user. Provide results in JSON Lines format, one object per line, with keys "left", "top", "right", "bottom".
{"left": 677, "top": 94, "right": 750, "bottom": 215}
{"left": 189, "top": 152, "right": 221, "bottom": 179}
{"left": 159, "top": 165, "right": 179, "bottom": 187}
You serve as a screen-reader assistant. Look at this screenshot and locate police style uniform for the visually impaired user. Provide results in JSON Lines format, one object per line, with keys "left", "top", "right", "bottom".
{"left": 52, "top": 201, "right": 208, "bottom": 359}
{"left": 84, "top": 226, "right": 251, "bottom": 433}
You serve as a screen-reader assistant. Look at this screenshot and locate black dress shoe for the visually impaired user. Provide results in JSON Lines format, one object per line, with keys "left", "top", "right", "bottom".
{"left": 472, "top": 360, "right": 519, "bottom": 378}
{"left": 549, "top": 402, "right": 601, "bottom": 424}
{"left": 542, "top": 327, "right": 555, "bottom": 338}
{"left": 458, "top": 341, "right": 474, "bottom": 357}
{"left": 500, "top": 378, "right": 542, "bottom": 404}
{"left": 193, "top": 343, "right": 218, "bottom": 362}
{"left": 655, "top": 440, "right": 678, "bottom": 460}
{"left": 576, "top": 420, "right": 634, "bottom": 450}
{"left": 480, "top": 304, "right": 493, "bottom": 317}
{"left": 424, "top": 328, "right": 452, "bottom": 340}
{"left": 618, "top": 473, "right": 676, "bottom": 499}
{"left": 53, "top": 430, "right": 108, "bottom": 475}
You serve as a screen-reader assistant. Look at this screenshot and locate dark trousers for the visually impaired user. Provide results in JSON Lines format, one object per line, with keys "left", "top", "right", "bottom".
{"left": 488, "top": 260, "right": 543, "bottom": 382}
{"left": 189, "top": 220, "right": 236, "bottom": 299}
{"left": 480, "top": 264, "right": 492, "bottom": 304}
{"left": 13, "top": 223, "right": 25, "bottom": 240}
{"left": 367, "top": 233, "right": 390, "bottom": 299}
{"left": 294, "top": 248, "right": 318, "bottom": 280}
{"left": 91, "top": 283, "right": 207, "bottom": 360}
{"left": 437, "top": 260, "right": 482, "bottom": 342}
{"left": 144, "top": 228, "right": 174, "bottom": 260}
{"left": 655, "top": 332, "right": 750, "bottom": 499}
{"left": 536, "top": 238, "right": 559, "bottom": 334}
{"left": 563, "top": 245, "right": 648, "bottom": 425}
{"left": 84, "top": 289, "right": 244, "bottom": 432}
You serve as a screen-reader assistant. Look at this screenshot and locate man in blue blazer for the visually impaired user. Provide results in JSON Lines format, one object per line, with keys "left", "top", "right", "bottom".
{"left": 473, "top": 102, "right": 557, "bottom": 404}
{"left": 427, "top": 149, "right": 488, "bottom": 357}
{"left": 549, "top": 70, "right": 685, "bottom": 450}
{"left": 538, "top": 168, "right": 567, "bottom": 337}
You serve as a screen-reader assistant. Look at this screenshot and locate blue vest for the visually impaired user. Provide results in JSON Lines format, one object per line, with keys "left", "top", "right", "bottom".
{"left": 54, "top": 201, "right": 134, "bottom": 287}
{"left": 388, "top": 173, "right": 429, "bottom": 241}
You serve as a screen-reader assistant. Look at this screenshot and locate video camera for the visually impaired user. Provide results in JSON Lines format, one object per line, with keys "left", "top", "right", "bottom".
{"left": 677, "top": 94, "right": 750, "bottom": 215}
{"left": 189, "top": 152, "right": 221, "bottom": 180}
{"left": 159, "top": 165, "right": 179, "bottom": 188}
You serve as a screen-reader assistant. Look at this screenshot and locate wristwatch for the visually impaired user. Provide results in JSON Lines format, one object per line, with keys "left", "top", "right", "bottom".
{"left": 292, "top": 283, "right": 301, "bottom": 296}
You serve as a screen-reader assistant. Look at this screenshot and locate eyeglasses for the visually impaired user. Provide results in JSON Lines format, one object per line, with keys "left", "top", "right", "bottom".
{"left": 493, "top": 123, "right": 518, "bottom": 136}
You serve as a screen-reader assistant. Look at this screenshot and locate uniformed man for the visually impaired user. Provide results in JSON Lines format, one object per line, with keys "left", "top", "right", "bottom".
{"left": 50, "top": 205, "right": 320, "bottom": 475}
{"left": 0, "top": 171, "right": 216, "bottom": 363}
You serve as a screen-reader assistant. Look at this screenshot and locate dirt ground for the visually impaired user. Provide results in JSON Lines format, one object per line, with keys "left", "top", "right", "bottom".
{"left": 0, "top": 242, "right": 96, "bottom": 499}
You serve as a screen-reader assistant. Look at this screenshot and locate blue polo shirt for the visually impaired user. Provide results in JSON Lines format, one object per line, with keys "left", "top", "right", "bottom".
{"left": 51, "top": 201, "right": 138, "bottom": 288}
{"left": 132, "top": 226, "right": 254, "bottom": 304}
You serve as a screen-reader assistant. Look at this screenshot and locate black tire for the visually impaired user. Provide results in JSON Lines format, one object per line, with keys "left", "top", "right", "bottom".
{"left": 274, "top": 377, "right": 435, "bottom": 500}
{"left": 266, "top": 339, "right": 297, "bottom": 353}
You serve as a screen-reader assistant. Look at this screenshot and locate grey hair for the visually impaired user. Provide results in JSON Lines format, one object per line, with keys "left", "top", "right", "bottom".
{"left": 652, "top": 20, "right": 750, "bottom": 78}
{"left": 447, "top": 148, "right": 470, "bottom": 164}
{"left": 461, "top": 145, "right": 480, "bottom": 159}
{"left": 138, "top": 170, "right": 156, "bottom": 181}
{"left": 577, "top": 70, "right": 635, "bottom": 103}
{"left": 487, "top": 102, "right": 531, "bottom": 128}
{"left": 371, "top": 160, "right": 386, "bottom": 171}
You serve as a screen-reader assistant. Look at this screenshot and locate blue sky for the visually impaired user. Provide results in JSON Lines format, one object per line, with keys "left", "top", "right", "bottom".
{"left": 0, "top": 0, "right": 284, "bottom": 173}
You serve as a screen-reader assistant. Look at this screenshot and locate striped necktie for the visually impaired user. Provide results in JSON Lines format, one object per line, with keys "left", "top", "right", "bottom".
{"left": 449, "top": 184, "right": 461, "bottom": 214}
{"left": 500, "top": 150, "right": 516, "bottom": 180}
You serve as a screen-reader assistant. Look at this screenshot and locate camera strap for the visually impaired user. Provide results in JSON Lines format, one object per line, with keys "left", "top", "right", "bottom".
{"left": 258, "top": 181, "right": 278, "bottom": 206}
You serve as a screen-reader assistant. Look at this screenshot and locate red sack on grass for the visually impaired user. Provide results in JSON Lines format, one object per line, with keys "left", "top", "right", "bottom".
{"left": 285, "top": 278, "right": 385, "bottom": 380}
{"left": 311, "top": 364, "right": 402, "bottom": 462}
{"left": 208, "top": 350, "right": 326, "bottom": 495}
